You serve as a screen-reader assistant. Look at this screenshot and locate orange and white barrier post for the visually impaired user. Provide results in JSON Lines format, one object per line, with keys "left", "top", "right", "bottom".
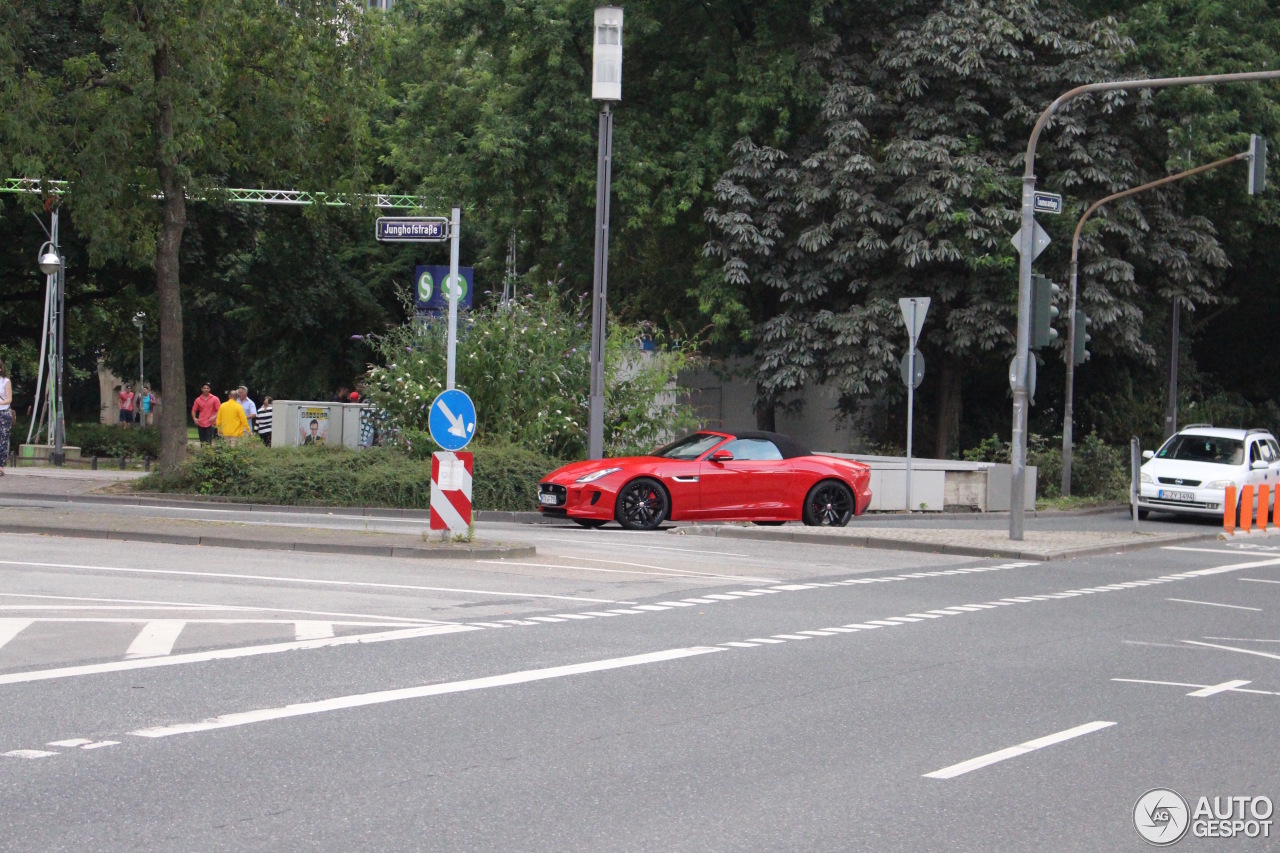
{"left": 1224, "top": 485, "right": 1237, "bottom": 534}
{"left": 1259, "top": 484, "right": 1271, "bottom": 532}
{"left": 430, "top": 451, "right": 474, "bottom": 533}
{"left": 1240, "top": 484, "right": 1255, "bottom": 533}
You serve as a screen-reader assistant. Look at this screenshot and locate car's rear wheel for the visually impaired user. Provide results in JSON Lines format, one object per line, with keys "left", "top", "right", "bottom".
{"left": 615, "top": 478, "right": 670, "bottom": 531}
{"left": 803, "top": 480, "right": 854, "bottom": 527}
{"left": 573, "top": 518, "right": 607, "bottom": 529}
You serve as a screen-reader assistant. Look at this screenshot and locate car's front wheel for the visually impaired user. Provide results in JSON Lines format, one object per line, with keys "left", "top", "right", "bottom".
{"left": 615, "top": 477, "right": 670, "bottom": 531}
{"left": 802, "top": 480, "right": 854, "bottom": 527}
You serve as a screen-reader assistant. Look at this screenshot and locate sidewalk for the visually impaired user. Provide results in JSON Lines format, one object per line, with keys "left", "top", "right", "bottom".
{"left": 675, "top": 521, "right": 1226, "bottom": 561}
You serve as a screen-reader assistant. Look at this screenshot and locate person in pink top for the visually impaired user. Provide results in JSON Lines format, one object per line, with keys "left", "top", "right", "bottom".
{"left": 118, "top": 383, "right": 136, "bottom": 427}
{"left": 190, "top": 383, "right": 221, "bottom": 444}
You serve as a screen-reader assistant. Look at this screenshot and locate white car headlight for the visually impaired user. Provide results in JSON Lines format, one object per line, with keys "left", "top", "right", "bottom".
{"left": 575, "top": 467, "right": 621, "bottom": 484}
{"left": 1140, "top": 473, "right": 1153, "bottom": 484}
{"left": 1205, "top": 480, "right": 1235, "bottom": 489}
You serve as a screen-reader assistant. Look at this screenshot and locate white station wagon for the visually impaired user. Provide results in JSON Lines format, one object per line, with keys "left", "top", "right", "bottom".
{"left": 1138, "top": 425, "right": 1280, "bottom": 521}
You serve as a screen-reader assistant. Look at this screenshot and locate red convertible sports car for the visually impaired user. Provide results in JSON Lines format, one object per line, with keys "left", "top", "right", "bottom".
{"left": 537, "top": 430, "right": 872, "bottom": 530}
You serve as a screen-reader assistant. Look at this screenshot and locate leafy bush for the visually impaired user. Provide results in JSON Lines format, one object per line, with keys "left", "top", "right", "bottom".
{"left": 362, "top": 294, "right": 700, "bottom": 458}
{"left": 65, "top": 423, "right": 162, "bottom": 459}
{"left": 962, "top": 431, "right": 1128, "bottom": 501}
{"left": 137, "top": 442, "right": 562, "bottom": 512}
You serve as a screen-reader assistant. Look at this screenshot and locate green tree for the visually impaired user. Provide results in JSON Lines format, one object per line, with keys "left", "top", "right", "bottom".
{"left": 705, "top": 0, "right": 1229, "bottom": 454}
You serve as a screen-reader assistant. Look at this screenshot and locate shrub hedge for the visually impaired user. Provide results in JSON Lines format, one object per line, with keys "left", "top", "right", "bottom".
{"left": 136, "top": 442, "right": 562, "bottom": 512}
{"left": 66, "top": 423, "right": 162, "bottom": 459}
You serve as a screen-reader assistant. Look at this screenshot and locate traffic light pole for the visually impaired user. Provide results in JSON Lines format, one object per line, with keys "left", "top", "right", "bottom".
{"left": 1011, "top": 69, "right": 1280, "bottom": 540}
{"left": 1060, "top": 151, "right": 1249, "bottom": 496}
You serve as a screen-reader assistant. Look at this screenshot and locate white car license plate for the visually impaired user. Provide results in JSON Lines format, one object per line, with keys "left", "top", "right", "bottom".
{"left": 1159, "top": 490, "right": 1195, "bottom": 502}
{"left": 539, "top": 492, "right": 559, "bottom": 506}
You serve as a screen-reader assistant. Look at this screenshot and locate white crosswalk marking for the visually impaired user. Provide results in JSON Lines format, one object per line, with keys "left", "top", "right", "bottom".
{"left": 125, "top": 620, "right": 187, "bottom": 659}
{"left": 0, "top": 619, "right": 32, "bottom": 651}
{"left": 294, "top": 621, "right": 334, "bottom": 641}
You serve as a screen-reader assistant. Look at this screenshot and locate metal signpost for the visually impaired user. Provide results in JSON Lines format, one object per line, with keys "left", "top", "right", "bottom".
{"left": 899, "top": 297, "right": 929, "bottom": 513}
{"left": 372, "top": 210, "right": 463, "bottom": 390}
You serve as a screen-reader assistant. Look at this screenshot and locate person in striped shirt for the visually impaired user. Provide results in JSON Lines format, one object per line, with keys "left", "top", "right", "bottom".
{"left": 256, "top": 396, "right": 274, "bottom": 446}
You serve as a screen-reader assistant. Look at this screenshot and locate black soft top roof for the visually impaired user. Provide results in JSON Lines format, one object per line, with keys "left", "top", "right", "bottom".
{"left": 710, "top": 429, "right": 811, "bottom": 459}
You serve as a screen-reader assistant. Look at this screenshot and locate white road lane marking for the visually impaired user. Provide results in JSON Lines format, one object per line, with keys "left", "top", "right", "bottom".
{"left": 125, "top": 621, "right": 187, "bottom": 658}
{"left": 1113, "top": 678, "right": 1280, "bottom": 697}
{"left": 533, "top": 537, "right": 753, "bottom": 558}
{"left": 1167, "top": 598, "right": 1262, "bottom": 612}
{"left": 129, "top": 646, "right": 724, "bottom": 739}
{"left": 554, "top": 555, "right": 775, "bottom": 584}
{"left": 0, "top": 619, "right": 33, "bottom": 652}
{"left": 1187, "top": 679, "right": 1253, "bottom": 697}
{"left": 923, "top": 721, "right": 1116, "bottom": 780}
{"left": 1183, "top": 640, "right": 1280, "bottom": 662}
{"left": 1203, "top": 636, "right": 1280, "bottom": 643}
{"left": 0, "top": 624, "right": 478, "bottom": 686}
{"left": 0, "top": 592, "right": 448, "bottom": 625}
{"left": 0, "top": 559, "right": 614, "bottom": 604}
{"left": 46, "top": 739, "right": 92, "bottom": 748}
{"left": 80, "top": 741, "right": 120, "bottom": 750}
{"left": 1240, "top": 578, "right": 1280, "bottom": 585}
{"left": 3, "top": 749, "right": 58, "bottom": 759}
{"left": 293, "top": 622, "right": 334, "bottom": 641}
{"left": 746, "top": 638, "right": 786, "bottom": 644}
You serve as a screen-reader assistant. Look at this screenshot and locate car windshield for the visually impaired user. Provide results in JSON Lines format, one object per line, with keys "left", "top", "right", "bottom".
{"left": 1157, "top": 434, "right": 1244, "bottom": 465}
{"left": 653, "top": 433, "right": 725, "bottom": 460}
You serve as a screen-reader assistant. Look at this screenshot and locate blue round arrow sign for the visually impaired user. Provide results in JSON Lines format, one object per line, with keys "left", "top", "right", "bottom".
{"left": 428, "top": 389, "right": 477, "bottom": 451}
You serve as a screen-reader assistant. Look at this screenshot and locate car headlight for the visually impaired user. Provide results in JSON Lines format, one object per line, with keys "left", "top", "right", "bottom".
{"left": 1205, "top": 480, "right": 1234, "bottom": 489}
{"left": 575, "top": 467, "right": 621, "bottom": 484}
{"left": 1140, "top": 473, "right": 1153, "bottom": 484}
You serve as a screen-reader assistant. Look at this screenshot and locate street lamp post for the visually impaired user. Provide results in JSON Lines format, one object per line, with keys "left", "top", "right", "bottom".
{"left": 588, "top": 6, "right": 622, "bottom": 460}
{"left": 132, "top": 311, "right": 146, "bottom": 397}
{"left": 1010, "top": 69, "right": 1280, "bottom": 540}
{"left": 1060, "top": 150, "right": 1252, "bottom": 495}
{"left": 37, "top": 214, "right": 65, "bottom": 466}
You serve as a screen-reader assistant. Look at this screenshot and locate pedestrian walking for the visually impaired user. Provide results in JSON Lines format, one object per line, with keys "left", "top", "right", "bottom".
{"left": 235, "top": 386, "right": 257, "bottom": 432}
{"left": 191, "top": 383, "right": 220, "bottom": 444}
{"left": 216, "top": 390, "right": 249, "bottom": 439}
{"left": 256, "top": 396, "right": 274, "bottom": 446}
{"left": 118, "top": 383, "right": 136, "bottom": 427}
{"left": 0, "top": 359, "right": 12, "bottom": 475}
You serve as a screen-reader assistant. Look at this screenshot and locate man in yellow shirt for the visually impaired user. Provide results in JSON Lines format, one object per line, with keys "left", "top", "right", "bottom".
{"left": 215, "top": 390, "right": 249, "bottom": 439}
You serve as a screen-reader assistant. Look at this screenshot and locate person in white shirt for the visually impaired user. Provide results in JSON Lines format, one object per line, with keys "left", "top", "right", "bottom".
{"left": 236, "top": 385, "right": 257, "bottom": 432}
{"left": 0, "top": 360, "right": 12, "bottom": 476}
{"left": 256, "top": 396, "right": 274, "bottom": 446}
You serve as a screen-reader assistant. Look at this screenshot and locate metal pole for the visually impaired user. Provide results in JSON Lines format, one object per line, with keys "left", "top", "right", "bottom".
{"left": 51, "top": 209, "right": 66, "bottom": 466}
{"left": 1131, "top": 436, "right": 1141, "bottom": 532}
{"left": 905, "top": 303, "right": 916, "bottom": 513}
{"left": 446, "top": 206, "right": 460, "bottom": 391}
{"left": 139, "top": 324, "right": 145, "bottom": 400}
{"left": 588, "top": 103, "right": 614, "bottom": 460}
{"left": 1165, "top": 297, "right": 1180, "bottom": 440}
{"left": 1013, "top": 69, "right": 1280, "bottom": 541}
{"left": 1062, "top": 152, "right": 1246, "bottom": 494}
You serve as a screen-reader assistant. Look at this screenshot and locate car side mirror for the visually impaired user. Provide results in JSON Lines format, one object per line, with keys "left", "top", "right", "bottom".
{"left": 709, "top": 451, "right": 734, "bottom": 463}
{"left": 1252, "top": 460, "right": 1270, "bottom": 470}
{"left": 1142, "top": 450, "right": 1154, "bottom": 460}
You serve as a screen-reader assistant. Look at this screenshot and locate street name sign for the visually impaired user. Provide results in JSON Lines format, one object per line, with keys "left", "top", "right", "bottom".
{"left": 428, "top": 389, "right": 477, "bottom": 451}
{"left": 1033, "top": 192, "right": 1064, "bottom": 214}
{"left": 376, "top": 217, "right": 450, "bottom": 242}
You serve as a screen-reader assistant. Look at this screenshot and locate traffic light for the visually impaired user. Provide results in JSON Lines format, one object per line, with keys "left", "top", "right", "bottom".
{"left": 1031, "top": 274, "right": 1061, "bottom": 349}
{"left": 1073, "top": 310, "right": 1092, "bottom": 365}
{"left": 1249, "top": 134, "right": 1267, "bottom": 196}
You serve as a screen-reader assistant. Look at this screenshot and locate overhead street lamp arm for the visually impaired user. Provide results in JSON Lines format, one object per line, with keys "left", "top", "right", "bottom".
{"left": 1010, "top": 67, "right": 1280, "bottom": 541}
{"left": 1060, "top": 150, "right": 1250, "bottom": 496}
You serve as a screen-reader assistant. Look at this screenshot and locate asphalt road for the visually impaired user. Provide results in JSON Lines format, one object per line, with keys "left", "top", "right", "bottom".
{"left": 1, "top": 528, "right": 1277, "bottom": 851}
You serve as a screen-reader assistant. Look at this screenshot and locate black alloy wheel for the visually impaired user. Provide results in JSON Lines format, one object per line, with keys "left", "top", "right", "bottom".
{"left": 802, "top": 480, "right": 854, "bottom": 527}
{"left": 615, "top": 477, "right": 670, "bottom": 531}
{"left": 573, "top": 518, "right": 607, "bottom": 529}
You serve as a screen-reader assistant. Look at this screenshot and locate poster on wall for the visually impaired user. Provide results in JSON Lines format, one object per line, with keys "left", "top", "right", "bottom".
{"left": 298, "top": 406, "right": 329, "bottom": 445}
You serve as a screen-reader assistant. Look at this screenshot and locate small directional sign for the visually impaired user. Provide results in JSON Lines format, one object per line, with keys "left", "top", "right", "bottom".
{"left": 428, "top": 389, "right": 477, "bottom": 451}
{"left": 376, "top": 217, "right": 450, "bottom": 242}
{"left": 1010, "top": 221, "right": 1052, "bottom": 260}
{"left": 1033, "top": 192, "right": 1064, "bottom": 215}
